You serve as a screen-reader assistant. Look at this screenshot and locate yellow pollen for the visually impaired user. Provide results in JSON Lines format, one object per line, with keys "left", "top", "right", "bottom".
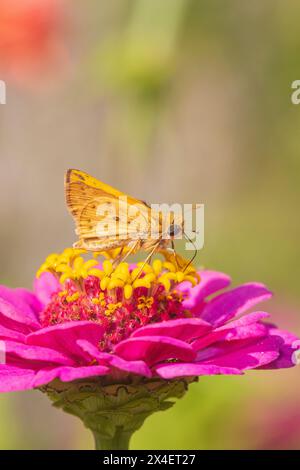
{"left": 58, "top": 290, "right": 67, "bottom": 297}
{"left": 103, "top": 260, "right": 114, "bottom": 276}
{"left": 36, "top": 248, "right": 200, "bottom": 300}
{"left": 137, "top": 296, "right": 154, "bottom": 310}
{"left": 100, "top": 277, "right": 110, "bottom": 290}
{"left": 87, "top": 268, "right": 105, "bottom": 280}
{"left": 124, "top": 284, "right": 133, "bottom": 299}
{"left": 167, "top": 291, "right": 184, "bottom": 302}
{"left": 66, "top": 292, "right": 80, "bottom": 303}
{"left": 113, "top": 262, "right": 130, "bottom": 281}
{"left": 136, "top": 262, "right": 153, "bottom": 274}
{"left": 152, "top": 259, "right": 163, "bottom": 275}
{"left": 133, "top": 278, "right": 152, "bottom": 289}
{"left": 158, "top": 275, "right": 171, "bottom": 292}
{"left": 105, "top": 302, "right": 122, "bottom": 316}
{"left": 91, "top": 293, "right": 106, "bottom": 306}
{"left": 108, "top": 279, "right": 124, "bottom": 290}
{"left": 163, "top": 261, "right": 176, "bottom": 273}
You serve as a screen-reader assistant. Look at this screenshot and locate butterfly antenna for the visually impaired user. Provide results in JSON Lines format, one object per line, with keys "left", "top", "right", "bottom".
{"left": 183, "top": 232, "right": 197, "bottom": 272}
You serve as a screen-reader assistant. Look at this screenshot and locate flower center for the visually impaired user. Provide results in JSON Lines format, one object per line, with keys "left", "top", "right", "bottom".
{"left": 37, "top": 248, "right": 200, "bottom": 351}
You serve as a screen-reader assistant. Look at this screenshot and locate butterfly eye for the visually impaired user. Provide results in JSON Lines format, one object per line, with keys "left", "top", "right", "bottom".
{"left": 168, "top": 224, "right": 182, "bottom": 237}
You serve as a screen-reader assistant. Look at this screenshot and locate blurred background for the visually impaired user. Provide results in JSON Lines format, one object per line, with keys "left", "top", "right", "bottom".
{"left": 0, "top": 0, "right": 300, "bottom": 449}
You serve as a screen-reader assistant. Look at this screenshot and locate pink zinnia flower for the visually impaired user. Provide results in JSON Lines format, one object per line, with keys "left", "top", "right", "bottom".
{"left": 0, "top": 248, "right": 298, "bottom": 449}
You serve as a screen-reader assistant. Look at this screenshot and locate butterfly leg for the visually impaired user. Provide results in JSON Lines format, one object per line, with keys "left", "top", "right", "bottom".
{"left": 170, "top": 240, "right": 180, "bottom": 270}
{"left": 114, "top": 239, "right": 141, "bottom": 266}
{"left": 132, "top": 240, "right": 161, "bottom": 282}
{"left": 112, "top": 245, "right": 125, "bottom": 267}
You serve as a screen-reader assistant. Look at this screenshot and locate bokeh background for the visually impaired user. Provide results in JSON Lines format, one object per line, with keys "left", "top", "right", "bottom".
{"left": 0, "top": 0, "right": 300, "bottom": 449}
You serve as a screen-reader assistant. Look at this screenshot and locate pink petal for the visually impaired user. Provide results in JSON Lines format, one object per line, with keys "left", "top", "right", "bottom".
{"left": 220, "top": 311, "right": 270, "bottom": 328}
{"left": 259, "top": 328, "right": 300, "bottom": 369}
{"left": 27, "top": 321, "right": 105, "bottom": 361}
{"left": 0, "top": 324, "right": 25, "bottom": 342}
{"left": 192, "top": 329, "right": 234, "bottom": 352}
{"left": 76, "top": 340, "right": 111, "bottom": 362}
{"left": 217, "top": 323, "right": 268, "bottom": 342}
{"left": 0, "top": 297, "right": 38, "bottom": 334}
{"left": 193, "top": 322, "right": 268, "bottom": 352}
{"left": 58, "top": 365, "right": 109, "bottom": 381}
{"left": 4, "top": 340, "right": 74, "bottom": 366}
{"left": 180, "top": 270, "right": 231, "bottom": 310}
{"left": 32, "top": 365, "right": 109, "bottom": 388}
{"left": 0, "top": 362, "right": 110, "bottom": 391}
{"left": 131, "top": 318, "right": 211, "bottom": 342}
{"left": 0, "top": 365, "right": 35, "bottom": 392}
{"left": 192, "top": 312, "right": 270, "bottom": 352}
{"left": 14, "top": 288, "right": 43, "bottom": 318}
{"left": 268, "top": 327, "right": 299, "bottom": 345}
{"left": 34, "top": 272, "right": 61, "bottom": 306}
{"left": 109, "top": 355, "right": 152, "bottom": 377}
{"left": 201, "top": 283, "right": 272, "bottom": 327}
{"left": 155, "top": 362, "right": 242, "bottom": 379}
{"left": 0, "top": 286, "right": 40, "bottom": 328}
{"left": 114, "top": 336, "right": 196, "bottom": 366}
{"left": 77, "top": 339, "right": 152, "bottom": 377}
{"left": 201, "top": 337, "right": 280, "bottom": 370}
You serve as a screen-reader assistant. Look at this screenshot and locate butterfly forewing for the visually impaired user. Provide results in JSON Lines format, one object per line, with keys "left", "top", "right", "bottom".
{"left": 65, "top": 169, "right": 161, "bottom": 252}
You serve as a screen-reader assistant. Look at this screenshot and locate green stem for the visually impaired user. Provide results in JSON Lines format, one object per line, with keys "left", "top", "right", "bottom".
{"left": 93, "top": 428, "right": 132, "bottom": 450}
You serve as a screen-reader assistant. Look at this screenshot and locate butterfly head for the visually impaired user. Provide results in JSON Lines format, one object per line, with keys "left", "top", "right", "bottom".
{"left": 167, "top": 223, "right": 183, "bottom": 238}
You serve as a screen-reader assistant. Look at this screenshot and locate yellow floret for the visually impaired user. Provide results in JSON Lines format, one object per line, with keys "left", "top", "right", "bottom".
{"left": 105, "top": 302, "right": 122, "bottom": 316}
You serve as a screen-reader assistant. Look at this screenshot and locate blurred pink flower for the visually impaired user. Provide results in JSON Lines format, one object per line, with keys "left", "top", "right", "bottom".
{"left": 0, "top": 0, "right": 69, "bottom": 85}
{"left": 0, "top": 249, "right": 298, "bottom": 392}
{"left": 258, "top": 406, "right": 300, "bottom": 449}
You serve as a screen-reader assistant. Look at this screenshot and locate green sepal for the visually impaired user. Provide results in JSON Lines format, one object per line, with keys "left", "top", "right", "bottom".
{"left": 41, "top": 376, "right": 197, "bottom": 449}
